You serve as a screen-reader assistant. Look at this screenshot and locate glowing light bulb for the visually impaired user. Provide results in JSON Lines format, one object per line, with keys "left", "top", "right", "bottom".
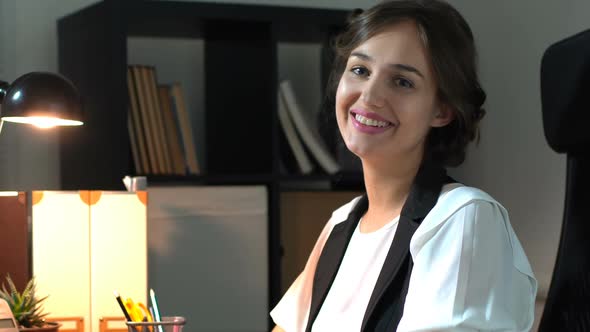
{"left": 2, "top": 116, "right": 83, "bottom": 127}
{"left": 31, "top": 117, "right": 58, "bottom": 129}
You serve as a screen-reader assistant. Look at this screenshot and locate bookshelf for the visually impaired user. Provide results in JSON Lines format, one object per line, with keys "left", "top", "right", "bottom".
{"left": 57, "top": 0, "right": 363, "bottom": 326}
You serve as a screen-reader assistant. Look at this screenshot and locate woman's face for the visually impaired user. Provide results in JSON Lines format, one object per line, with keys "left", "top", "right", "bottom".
{"left": 335, "top": 20, "right": 452, "bottom": 165}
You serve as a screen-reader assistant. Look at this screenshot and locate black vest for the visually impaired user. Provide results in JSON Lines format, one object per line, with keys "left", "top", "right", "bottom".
{"left": 305, "top": 163, "right": 452, "bottom": 332}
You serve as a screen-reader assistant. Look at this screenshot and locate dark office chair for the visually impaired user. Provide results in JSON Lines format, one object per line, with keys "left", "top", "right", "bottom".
{"left": 538, "top": 28, "right": 590, "bottom": 331}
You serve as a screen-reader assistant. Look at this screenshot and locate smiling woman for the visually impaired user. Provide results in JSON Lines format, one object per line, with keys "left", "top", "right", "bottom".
{"left": 271, "top": 1, "right": 536, "bottom": 332}
{"left": 335, "top": 20, "right": 452, "bottom": 170}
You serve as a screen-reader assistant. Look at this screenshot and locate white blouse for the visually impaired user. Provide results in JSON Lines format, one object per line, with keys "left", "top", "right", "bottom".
{"left": 270, "top": 184, "right": 537, "bottom": 331}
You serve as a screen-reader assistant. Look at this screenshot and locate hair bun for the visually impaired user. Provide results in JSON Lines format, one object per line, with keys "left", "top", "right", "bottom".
{"left": 473, "top": 107, "right": 486, "bottom": 122}
{"left": 473, "top": 86, "right": 486, "bottom": 108}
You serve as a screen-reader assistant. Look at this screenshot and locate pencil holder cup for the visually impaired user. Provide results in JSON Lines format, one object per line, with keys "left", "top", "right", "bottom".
{"left": 126, "top": 316, "right": 186, "bottom": 332}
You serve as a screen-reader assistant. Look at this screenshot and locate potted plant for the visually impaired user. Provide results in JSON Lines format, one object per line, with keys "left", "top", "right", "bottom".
{"left": 0, "top": 275, "right": 60, "bottom": 332}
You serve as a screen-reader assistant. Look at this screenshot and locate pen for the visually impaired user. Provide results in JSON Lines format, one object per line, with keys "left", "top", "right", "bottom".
{"left": 114, "top": 290, "right": 133, "bottom": 322}
{"left": 114, "top": 290, "right": 138, "bottom": 332}
{"left": 149, "top": 288, "right": 164, "bottom": 332}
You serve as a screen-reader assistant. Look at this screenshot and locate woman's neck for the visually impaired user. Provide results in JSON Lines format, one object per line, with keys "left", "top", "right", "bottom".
{"left": 359, "top": 153, "right": 423, "bottom": 233}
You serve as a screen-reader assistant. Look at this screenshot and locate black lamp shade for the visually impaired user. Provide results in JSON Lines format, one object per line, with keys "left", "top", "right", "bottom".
{"left": 0, "top": 72, "right": 83, "bottom": 127}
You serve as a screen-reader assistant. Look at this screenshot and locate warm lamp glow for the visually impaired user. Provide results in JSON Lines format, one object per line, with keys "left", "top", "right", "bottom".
{"left": 2, "top": 116, "right": 83, "bottom": 128}
{"left": 0, "top": 191, "right": 18, "bottom": 197}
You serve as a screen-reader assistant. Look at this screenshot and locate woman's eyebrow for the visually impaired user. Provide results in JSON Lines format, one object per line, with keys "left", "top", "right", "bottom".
{"left": 391, "top": 63, "right": 424, "bottom": 78}
{"left": 350, "top": 51, "right": 424, "bottom": 78}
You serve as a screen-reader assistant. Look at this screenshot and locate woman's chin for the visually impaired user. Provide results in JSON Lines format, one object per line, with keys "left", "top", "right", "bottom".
{"left": 344, "top": 142, "right": 378, "bottom": 161}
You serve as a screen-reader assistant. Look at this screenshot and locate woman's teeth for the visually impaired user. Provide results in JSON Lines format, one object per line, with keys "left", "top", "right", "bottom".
{"left": 354, "top": 114, "right": 390, "bottom": 127}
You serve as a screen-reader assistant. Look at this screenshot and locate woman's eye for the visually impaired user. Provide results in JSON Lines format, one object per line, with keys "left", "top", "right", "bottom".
{"left": 351, "top": 66, "right": 369, "bottom": 77}
{"left": 394, "top": 77, "right": 414, "bottom": 89}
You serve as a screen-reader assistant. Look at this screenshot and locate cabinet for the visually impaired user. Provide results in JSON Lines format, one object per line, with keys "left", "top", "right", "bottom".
{"left": 0, "top": 191, "right": 146, "bottom": 332}
{"left": 148, "top": 186, "right": 269, "bottom": 331}
{"left": 57, "top": 0, "right": 363, "bottom": 323}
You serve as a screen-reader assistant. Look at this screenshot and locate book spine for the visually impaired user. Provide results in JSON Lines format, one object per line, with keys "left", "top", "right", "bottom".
{"left": 170, "top": 83, "right": 200, "bottom": 174}
{"left": 146, "top": 67, "right": 174, "bottom": 174}
{"left": 131, "top": 66, "right": 160, "bottom": 174}
{"left": 278, "top": 90, "right": 314, "bottom": 174}
{"left": 158, "top": 85, "right": 187, "bottom": 175}
{"left": 127, "top": 67, "right": 150, "bottom": 174}
{"left": 141, "top": 66, "right": 168, "bottom": 174}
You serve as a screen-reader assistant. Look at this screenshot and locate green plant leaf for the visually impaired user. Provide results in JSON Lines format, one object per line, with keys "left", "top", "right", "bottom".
{"left": 0, "top": 275, "right": 50, "bottom": 328}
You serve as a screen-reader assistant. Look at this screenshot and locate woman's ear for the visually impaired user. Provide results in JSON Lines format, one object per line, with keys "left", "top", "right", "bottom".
{"left": 431, "top": 104, "right": 454, "bottom": 128}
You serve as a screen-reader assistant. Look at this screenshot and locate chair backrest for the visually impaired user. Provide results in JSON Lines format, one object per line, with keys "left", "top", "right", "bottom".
{"left": 45, "top": 316, "right": 84, "bottom": 332}
{"left": 98, "top": 316, "right": 128, "bottom": 332}
{"left": 538, "top": 28, "right": 590, "bottom": 331}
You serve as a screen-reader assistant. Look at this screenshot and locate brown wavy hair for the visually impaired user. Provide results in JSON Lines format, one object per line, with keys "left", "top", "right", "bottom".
{"left": 327, "top": 0, "right": 486, "bottom": 167}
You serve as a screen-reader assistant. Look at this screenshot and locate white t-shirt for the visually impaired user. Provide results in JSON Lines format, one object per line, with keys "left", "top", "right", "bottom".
{"left": 270, "top": 184, "right": 537, "bottom": 332}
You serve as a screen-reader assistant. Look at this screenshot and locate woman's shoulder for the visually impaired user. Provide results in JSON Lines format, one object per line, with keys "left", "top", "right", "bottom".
{"left": 328, "top": 185, "right": 504, "bottom": 228}
{"left": 438, "top": 183, "right": 502, "bottom": 208}
{"left": 329, "top": 195, "right": 364, "bottom": 227}
{"left": 404, "top": 184, "right": 537, "bottom": 332}
{"left": 411, "top": 184, "right": 509, "bottom": 249}
{"left": 434, "top": 183, "right": 510, "bottom": 223}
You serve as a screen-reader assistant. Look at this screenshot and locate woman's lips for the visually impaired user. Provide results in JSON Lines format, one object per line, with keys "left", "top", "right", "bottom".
{"left": 351, "top": 109, "right": 391, "bottom": 123}
{"left": 350, "top": 109, "right": 394, "bottom": 134}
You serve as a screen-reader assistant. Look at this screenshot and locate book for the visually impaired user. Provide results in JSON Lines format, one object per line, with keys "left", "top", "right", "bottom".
{"left": 278, "top": 90, "right": 314, "bottom": 174}
{"left": 170, "top": 83, "right": 200, "bottom": 174}
{"left": 141, "top": 66, "right": 169, "bottom": 174}
{"left": 145, "top": 67, "right": 174, "bottom": 174}
{"left": 126, "top": 67, "right": 150, "bottom": 174}
{"left": 279, "top": 80, "right": 341, "bottom": 174}
{"left": 158, "top": 85, "right": 186, "bottom": 175}
{"left": 128, "top": 66, "right": 201, "bottom": 176}
{"left": 130, "top": 66, "right": 160, "bottom": 174}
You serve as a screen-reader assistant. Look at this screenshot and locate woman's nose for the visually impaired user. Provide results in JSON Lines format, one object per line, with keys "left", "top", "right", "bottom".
{"left": 360, "top": 78, "right": 386, "bottom": 108}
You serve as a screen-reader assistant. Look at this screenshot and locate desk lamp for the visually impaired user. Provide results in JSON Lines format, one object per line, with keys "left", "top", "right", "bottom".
{"left": 0, "top": 72, "right": 83, "bottom": 132}
{"left": 0, "top": 72, "right": 83, "bottom": 287}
